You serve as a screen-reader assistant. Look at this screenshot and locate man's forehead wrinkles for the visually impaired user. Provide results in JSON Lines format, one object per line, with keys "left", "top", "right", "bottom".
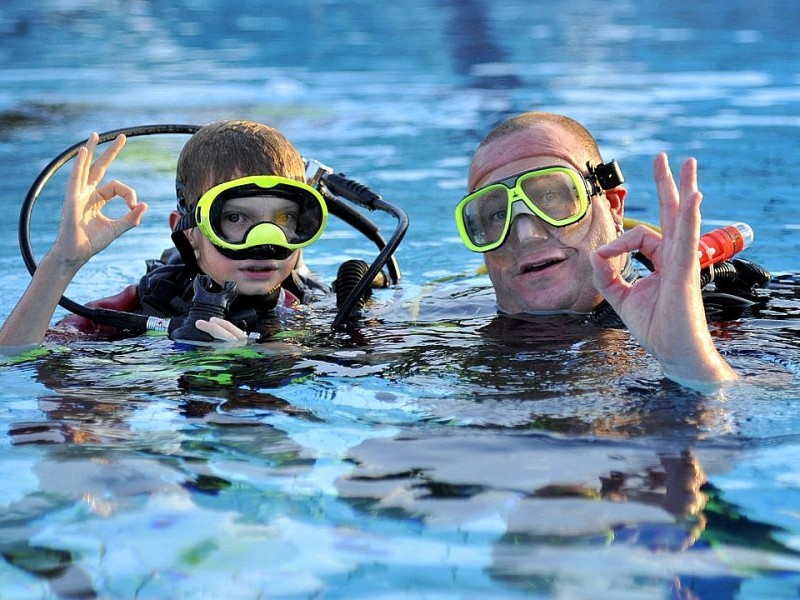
{"left": 469, "top": 129, "right": 587, "bottom": 191}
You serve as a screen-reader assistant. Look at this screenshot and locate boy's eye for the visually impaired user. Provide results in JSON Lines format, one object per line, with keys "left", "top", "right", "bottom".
{"left": 223, "top": 212, "right": 244, "bottom": 224}
{"left": 275, "top": 212, "right": 299, "bottom": 226}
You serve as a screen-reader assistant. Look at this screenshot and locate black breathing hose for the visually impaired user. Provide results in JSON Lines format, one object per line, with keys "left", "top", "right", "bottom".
{"left": 319, "top": 173, "right": 408, "bottom": 327}
{"left": 19, "top": 125, "right": 201, "bottom": 332}
{"left": 701, "top": 258, "right": 771, "bottom": 292}
{"left": 335, "top": 260, "right": 373, "bottom": 315}
{"left": 323, "top": 194, "right": 401, "bottom": 285}
{"left": 19, "top": 124, "right": 407, "bottom": 333}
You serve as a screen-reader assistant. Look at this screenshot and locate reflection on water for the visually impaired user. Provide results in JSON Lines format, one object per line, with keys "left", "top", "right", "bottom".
{"left": 2, "top": 287, "right": 799, "bottom": 597}
{"left": 2, "top": 0, "right": 800, "bottom": 598}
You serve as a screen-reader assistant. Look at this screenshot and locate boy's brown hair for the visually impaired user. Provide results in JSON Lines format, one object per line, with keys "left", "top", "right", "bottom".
{"left": 176, "top": 120, "right": 306, "bottom": 209}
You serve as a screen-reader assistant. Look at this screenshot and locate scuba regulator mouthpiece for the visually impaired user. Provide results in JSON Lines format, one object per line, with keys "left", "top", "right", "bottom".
{"left": 168, "top": 275, "right": 239, "bottom": 342}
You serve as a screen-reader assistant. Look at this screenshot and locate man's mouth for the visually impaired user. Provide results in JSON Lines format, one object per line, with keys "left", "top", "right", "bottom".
{"left": 520, "top": 257, "right": 564, "bottom": 274}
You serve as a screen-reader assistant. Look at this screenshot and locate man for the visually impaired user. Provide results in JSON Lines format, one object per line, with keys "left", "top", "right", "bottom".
{"left": 455, "top": 112, "right": 737, "bottom": 386}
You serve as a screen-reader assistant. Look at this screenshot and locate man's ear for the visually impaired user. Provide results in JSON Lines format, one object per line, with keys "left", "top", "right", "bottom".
{"left": 605, "top": 187, "right": 626, "bottom": 221}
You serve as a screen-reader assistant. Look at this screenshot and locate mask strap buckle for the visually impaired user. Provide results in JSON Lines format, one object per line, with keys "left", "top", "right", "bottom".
{"left": 172, "top": 205, "right": 196, "bottom": 233}
{"left": 304, "top": 157, "right": 334, "bottom": 190}
{"left": 587, "top": 160, "right": 625, "bottom": 195}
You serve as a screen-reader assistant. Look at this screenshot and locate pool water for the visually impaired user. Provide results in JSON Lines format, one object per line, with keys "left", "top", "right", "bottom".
{"left": 2, "top": 1, "right": 800, "bottom": 598}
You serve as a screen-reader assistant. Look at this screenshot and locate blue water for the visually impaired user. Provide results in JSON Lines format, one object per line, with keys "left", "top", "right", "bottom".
{"left": 2, "top": 1, "right": 800, "bottom": 598}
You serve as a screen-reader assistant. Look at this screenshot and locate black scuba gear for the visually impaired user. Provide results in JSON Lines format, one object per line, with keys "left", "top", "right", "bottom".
{"left": 591, "top": 254, "right": 773, "bottom": 327}
{"left": 167, "top": 275, "right": 240, "bottom": 342}
{"left": 138, "top": 247, "right": 330, "bottom": 336}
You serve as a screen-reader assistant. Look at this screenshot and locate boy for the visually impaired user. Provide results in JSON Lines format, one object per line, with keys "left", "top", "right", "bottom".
{"left": 0, "top": 120, "right": 328, "bottom": 346}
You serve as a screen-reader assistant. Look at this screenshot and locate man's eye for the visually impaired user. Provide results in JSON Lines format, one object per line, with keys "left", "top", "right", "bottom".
{"left": 539, "top": 192, "right": 558, "bottom": 207}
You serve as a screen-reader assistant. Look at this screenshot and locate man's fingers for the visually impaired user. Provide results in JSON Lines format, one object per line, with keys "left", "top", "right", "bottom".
{"left": 676, "top": 159, "right": 703, "bottom": 251}
{"left": 678, "top": 157, "right": 698, "bottom": 202}
{"left": 590, "top": 249, "right": 629, "bottom": 309}
{"left": 653, "top": 153, "right": 680, "bottom": 241}
{"left": 594, "top": 225, "right": 662, "bottom": 263}
{"left": 671, "top": 190, "right": 704, "bottom": 272}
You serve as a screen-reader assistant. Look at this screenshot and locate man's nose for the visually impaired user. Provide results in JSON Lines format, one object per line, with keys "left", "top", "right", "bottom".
{"left": 508, "top": 212, "right": 550, "bottom": 244}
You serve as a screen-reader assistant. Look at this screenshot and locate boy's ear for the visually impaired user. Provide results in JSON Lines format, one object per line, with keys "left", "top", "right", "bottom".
{"left": 183, "top": 227, "right": 200, "bottom": 252}
{"left": 168, "top": 210, "right": 182, "bottom": 231}
{"left": 169, "top": 209, "right": 198, "bottom": 253}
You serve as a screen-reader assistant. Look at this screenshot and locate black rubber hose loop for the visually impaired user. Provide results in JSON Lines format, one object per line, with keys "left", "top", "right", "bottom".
{"left": 335, "top": 260, "right": 372, "bottom": 315}
{"left": 19, "top": 125, "right": 201, "bottom": 332}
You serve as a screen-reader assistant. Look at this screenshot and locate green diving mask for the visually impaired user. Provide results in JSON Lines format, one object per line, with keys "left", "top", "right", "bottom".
{"left": 192, "top": 175, "right": 328, "bottom": 261}
{"left": 455, "top": 161, "right": 623, "bottom": 253}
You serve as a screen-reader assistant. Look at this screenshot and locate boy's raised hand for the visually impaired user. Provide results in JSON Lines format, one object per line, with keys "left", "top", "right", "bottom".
{"left": 1, "top": 133, "right": 148, "bottom": 347}
{"left": 55, "top": 133, "right": 148, "bottom": 270}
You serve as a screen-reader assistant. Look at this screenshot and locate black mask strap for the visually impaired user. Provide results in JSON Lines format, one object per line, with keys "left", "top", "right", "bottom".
{"left": 587, "top": 160, "right": 625, "bottom": 196}
{"left": 171, "top": 203, "right": 201, "bottom": 273}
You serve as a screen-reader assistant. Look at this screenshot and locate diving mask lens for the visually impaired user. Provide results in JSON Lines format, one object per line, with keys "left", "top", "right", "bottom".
{"left": 195, "top": 175, "right": 328, "bottom": 258}
{"left": 455, "top": 166, "right": 591, "bottom": 253}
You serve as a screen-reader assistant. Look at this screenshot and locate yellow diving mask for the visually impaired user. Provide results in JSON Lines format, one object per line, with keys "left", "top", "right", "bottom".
{"left": 455, "top": 161, "right": 623, "bottom": 253}
{"left": 192, "top": 175, "right": 328, "bottom": 260}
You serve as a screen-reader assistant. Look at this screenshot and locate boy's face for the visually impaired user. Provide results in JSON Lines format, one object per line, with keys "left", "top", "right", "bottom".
{"left": 189, "top": 228, "right": 299, "bottom": 296}
{"left": 181, "top": 170, "right": 307, "bottom": 296}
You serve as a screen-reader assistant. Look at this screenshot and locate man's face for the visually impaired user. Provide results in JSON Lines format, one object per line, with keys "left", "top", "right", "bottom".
{"left": 470, "top": 128, "right": 623, "bottom": 314}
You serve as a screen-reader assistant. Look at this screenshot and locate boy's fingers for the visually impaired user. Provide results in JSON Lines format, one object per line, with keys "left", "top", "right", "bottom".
{"left": 194, "top": 318, "right": 247, "bottom": 342}
{"left": 111, "top": 203, "right": 148, "bottom": 234}
{"left": 79, "top": 133, "right": 100, "bottom": 185}
{"left": 87, "top": 134, "right": 126, "bottom": 187}
{"left": 91, "top": 180, "right": 138, "bottom": 209}
{"left": 194, "top": 320, "right": 237, "bottom": 341}
{"left": 207, "top": 316, "right": 247, "bottom": 338}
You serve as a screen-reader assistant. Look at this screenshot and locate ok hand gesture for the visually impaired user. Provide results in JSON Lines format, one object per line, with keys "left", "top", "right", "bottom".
{"left": 54, "top": 132, "right": 148, "bottom": 270}
{"left": 590, "top": 153, "right": 737, "bottom": 386}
